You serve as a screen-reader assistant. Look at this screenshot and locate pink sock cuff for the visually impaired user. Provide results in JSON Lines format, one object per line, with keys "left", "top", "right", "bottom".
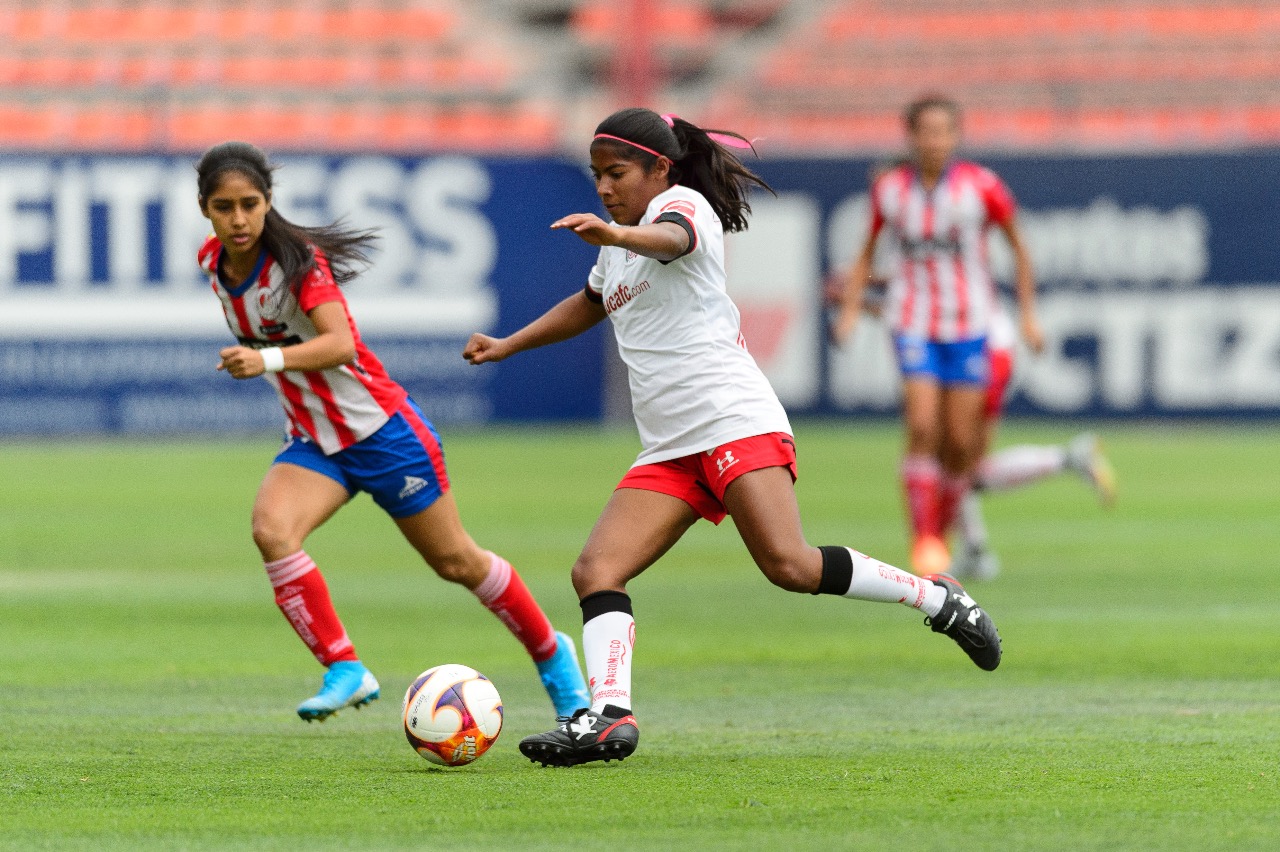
{"left": 264, "top": 550, "right": 316, "bottom": 588}
{"left": 472, "top": 551, "right": 512, "bottom": 604}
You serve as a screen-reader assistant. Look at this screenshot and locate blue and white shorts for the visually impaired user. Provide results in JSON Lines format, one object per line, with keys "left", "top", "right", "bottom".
{"left": 893, "top": 335, "right": 990, "bottom": 386}
{"left": 274, "top": 398, "right": 450, "bottom": 518}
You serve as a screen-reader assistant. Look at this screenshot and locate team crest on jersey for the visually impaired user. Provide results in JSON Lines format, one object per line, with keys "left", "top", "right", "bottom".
{"left": 625, "top": 249, "right": 638, "bottom": 263}
{"left": 660, "top": 199, "right": 696, "bottom": 219}
{"left": 257, "top": 281, "right": 296, "bottom": 323}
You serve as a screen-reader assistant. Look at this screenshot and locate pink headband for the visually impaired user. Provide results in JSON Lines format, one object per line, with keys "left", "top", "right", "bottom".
{"left": 592, "top": 113, "right": 755, "bottom": 158}
{"left": 592, "top": 133, "right": 666, "bottom": 159}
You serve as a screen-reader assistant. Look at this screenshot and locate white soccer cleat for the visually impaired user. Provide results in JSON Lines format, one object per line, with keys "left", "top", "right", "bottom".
{"left": 1066, "top": 433, "right": 1117, "bottom": 508}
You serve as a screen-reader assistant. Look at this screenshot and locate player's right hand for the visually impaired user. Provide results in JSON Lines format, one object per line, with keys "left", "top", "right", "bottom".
{"left": 217, "top": 345, "right": 265, "bottom": 379}
{"left": 463, "top": 333, "right": 510, "bottom": 365}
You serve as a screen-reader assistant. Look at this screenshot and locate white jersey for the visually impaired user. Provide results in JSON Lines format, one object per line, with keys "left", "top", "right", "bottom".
{"left": 586, "top": 184, "right": 792, "bottom": 466}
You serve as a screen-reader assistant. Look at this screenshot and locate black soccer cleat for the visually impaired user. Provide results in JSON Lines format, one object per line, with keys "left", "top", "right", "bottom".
{"left": 519, "top": 705, "right": 639, "bottom": 767}
{"left": 922, "top": 574, "right": 1002, "bottom": 671}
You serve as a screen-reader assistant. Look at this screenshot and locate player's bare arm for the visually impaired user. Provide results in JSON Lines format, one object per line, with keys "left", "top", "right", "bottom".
{"left": 218, "top": 301, "right": 356, "bottom": 378}
{"left": 831, "top": 234, "right": 879, "bottom": 345}
{"left": 1000, "top": 217, "right": 1044, "bottom": 354}
{"left": 463, "top": 290, "right": 607, "bottom": 365}
{"left": 552, "top": 214, "right": 689, "bottom": 262}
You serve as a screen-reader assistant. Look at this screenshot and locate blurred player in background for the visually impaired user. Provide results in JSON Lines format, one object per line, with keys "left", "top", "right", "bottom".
{"left": 951, "top": 305, "right": 1117, "bottom": 580}
{"left": 465, "top": 107, "right": 1003, "bottom": 769}
{"left": 831, "top": 94, "right": 1043, "bottom": 575}
{"left": 196, "top": 141, "right": 589, "bottom": 723}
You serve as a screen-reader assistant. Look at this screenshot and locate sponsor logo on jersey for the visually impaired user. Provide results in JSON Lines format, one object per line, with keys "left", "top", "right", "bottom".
{"left": 398, "top": 475, "right": 429, "bottom": 500}
{"left": 899, "top": 233, "right": 962, "bottom": 258}
{"left": 604, "top": 279, "right": 651, "bottom": 314}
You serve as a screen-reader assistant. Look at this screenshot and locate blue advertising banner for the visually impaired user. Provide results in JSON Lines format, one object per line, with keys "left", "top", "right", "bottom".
{"left": 0, "top": 154, "right": 605, "bottom": 436}
{"left": 3, "top": 150, "right": 1278, "bottom": 436}
{"left": 739, "top": 151, "right": 1280, "bottom": 418}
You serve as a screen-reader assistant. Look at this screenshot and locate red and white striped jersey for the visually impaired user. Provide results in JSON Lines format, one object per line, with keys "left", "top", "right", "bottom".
{"left": 199, "top": 235, "right": 407, "bottom": 454}
{"left": 870, "top": 160, "right": 1016, "bottom": 343}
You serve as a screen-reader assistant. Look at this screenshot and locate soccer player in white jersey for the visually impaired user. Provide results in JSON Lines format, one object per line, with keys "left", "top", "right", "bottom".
{"left": 196, "top": 141, "right": 588, "bottom": 722}
{"left": 950, "top": 306, "right": 1117, "bottom": 580}
{"left": 463, "top": 108, "right": 1003, "bottom": 768}
{"left": 832, "top": 95, "right": 1044, "bottom": 576}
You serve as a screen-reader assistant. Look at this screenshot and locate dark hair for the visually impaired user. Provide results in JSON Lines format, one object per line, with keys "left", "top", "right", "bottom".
{"left": 904, "top": 94, "right": 962, "bottom": 132}
{"left": 196, "top": 141, "right": 376, "bottom": 287}
{"left": 590, "top": 107, "right": 773, "bottom": 233}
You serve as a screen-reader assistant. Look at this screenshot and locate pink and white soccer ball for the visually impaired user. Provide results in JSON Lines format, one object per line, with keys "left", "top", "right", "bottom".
{"left": 402, "top": 664, "right": 503, "bottom": 766}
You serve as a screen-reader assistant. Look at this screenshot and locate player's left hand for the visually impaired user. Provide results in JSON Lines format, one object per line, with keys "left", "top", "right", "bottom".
{"left": 1021, "top": 314, "right": 1046, "bottom": 355}
{"left": 551, "top": 213, "right": 619, "bottom": 247}
{"left": 218, "top": 345, "right": 266, "bottom": 379}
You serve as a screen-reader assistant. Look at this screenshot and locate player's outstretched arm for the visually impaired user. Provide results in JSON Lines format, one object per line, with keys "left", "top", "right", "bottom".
{"left": 463, "top": 290, "right": 607, "bottom": 365}
{"left": 552, "top": 213, "right": 689, "bottom": 262}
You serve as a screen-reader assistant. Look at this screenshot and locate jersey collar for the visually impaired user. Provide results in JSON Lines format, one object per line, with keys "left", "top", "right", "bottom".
{"left": 217, "top": 247, "right": 268, "bottom": 299}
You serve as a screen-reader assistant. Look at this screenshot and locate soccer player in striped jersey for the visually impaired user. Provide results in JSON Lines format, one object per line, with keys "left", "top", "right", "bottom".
{"left": 196, "top": 141, "right": 589, "bottom": 722}
{"left": 464, "top": 108, "right": 1002, "bottom": 769}
{"left": 832, "top": 94, "right": 1044, "bottom": 575}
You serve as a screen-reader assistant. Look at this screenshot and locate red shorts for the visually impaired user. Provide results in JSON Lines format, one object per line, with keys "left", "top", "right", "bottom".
{"left": 616, "top": 432, "right": 798, "bottom": 525}
{"left": 985, "top": 347, "right": 1013, "bottom": 420}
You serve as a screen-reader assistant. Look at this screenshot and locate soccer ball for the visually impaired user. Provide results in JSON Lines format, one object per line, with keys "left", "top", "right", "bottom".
{"left": 402, "top": 664, "right": 503, "bottom": 766}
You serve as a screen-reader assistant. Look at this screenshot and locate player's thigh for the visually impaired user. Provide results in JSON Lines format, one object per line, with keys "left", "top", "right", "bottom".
{"left": 393, "top": 491, "right": 489, "bottom": 588}
{"left": 252, "top": 462, "right": 351, "bottom": 559}
{"left": 573, "top": 488, "right": 698, "bottom": 596}
{"left": 723, "top": 466, "right": 819, "bottom": 592}
{"left": 901, "top": 377, "right": 943, "bottom": 453}
{"left": 939, "top": 385, "right": 988, "bottom": 467}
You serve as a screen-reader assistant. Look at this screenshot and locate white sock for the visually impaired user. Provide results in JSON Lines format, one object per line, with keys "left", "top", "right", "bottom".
{"left": 976, "top": 445, "right": 1067, "bottom": 492}
{"left": 582, "top": 611, "right": 634, "bottom": 713}
{"left": 841, "top": 548, "right": 946, "bottom": 618}
{"left": 957, "top": 491, "right": 989, "bottom": 551}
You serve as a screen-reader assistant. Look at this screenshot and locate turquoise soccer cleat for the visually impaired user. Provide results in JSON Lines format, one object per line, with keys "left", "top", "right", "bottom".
{"left": 536, "top": 631, "right": 592, "bottom": 718}
{"left": 296, "top": 660, "right": 380, "bottom": 722}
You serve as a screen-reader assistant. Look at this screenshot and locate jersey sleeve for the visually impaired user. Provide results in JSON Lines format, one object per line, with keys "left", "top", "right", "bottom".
{"left": 653, "top": 195, "right": 702, "bottom": 262}
{"left": 297, "top": 250, "right": 344, "bottom": 313}
{"left": 979, "top": 168, "right": 1017, "bottom": 227}
{"left": 197, "top": 234, "right": 221, "bottom": 275}
{"left": 585, "top": 249, "right": 607, "bottom": 303}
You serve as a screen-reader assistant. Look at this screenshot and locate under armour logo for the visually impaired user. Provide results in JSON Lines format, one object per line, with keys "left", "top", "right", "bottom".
{"left": 715, "top": 450, "right": 739, "bottom": 475}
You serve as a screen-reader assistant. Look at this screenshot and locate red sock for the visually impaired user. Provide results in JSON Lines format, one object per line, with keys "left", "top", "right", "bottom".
{"left": 901, "top": 454, "right": 942, "bottom": 539}
{"left": 472, "top": 552, "right": 558, "bottom": 662}
{"left": 265, "top": 551, "right": 358, "bottom": 666}
{"left": 937, "top": 473, "right": 971, "bottom": 535}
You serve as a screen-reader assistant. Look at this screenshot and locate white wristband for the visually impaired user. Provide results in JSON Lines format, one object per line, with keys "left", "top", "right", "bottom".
{"left": 260, "top": 347, "right": 285, "bottom": 373}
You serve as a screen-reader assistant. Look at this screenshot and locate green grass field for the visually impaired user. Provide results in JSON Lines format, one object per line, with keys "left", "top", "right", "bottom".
{"left": 2, "top": 422, "right": 1277, "bottom": 850}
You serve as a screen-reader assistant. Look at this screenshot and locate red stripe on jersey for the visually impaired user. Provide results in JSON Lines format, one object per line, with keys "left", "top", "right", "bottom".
{"left": 303, "top": 373, "right": 358, "bottom": 448}
{"left": 950, "top": 179, "right": 969, "bottom": 339}
{"left": 228, "top": 288, "right": 256, "bottom": 339}
{"left": 923, "top": 193, "right": 941, "bottom": 340}
{"left": 398, "top": 401, "right": 450, "bottom": 491}
{"left": 275, "top": 373, "right": 319, "bottom": 441}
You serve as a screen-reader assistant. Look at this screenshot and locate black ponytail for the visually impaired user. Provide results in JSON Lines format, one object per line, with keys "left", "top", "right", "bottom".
{"left": 196, "top": 141, "right": 377, "bottom": 287}
{"left": 591, "top": 107, "right": 773, "bottom": 233}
